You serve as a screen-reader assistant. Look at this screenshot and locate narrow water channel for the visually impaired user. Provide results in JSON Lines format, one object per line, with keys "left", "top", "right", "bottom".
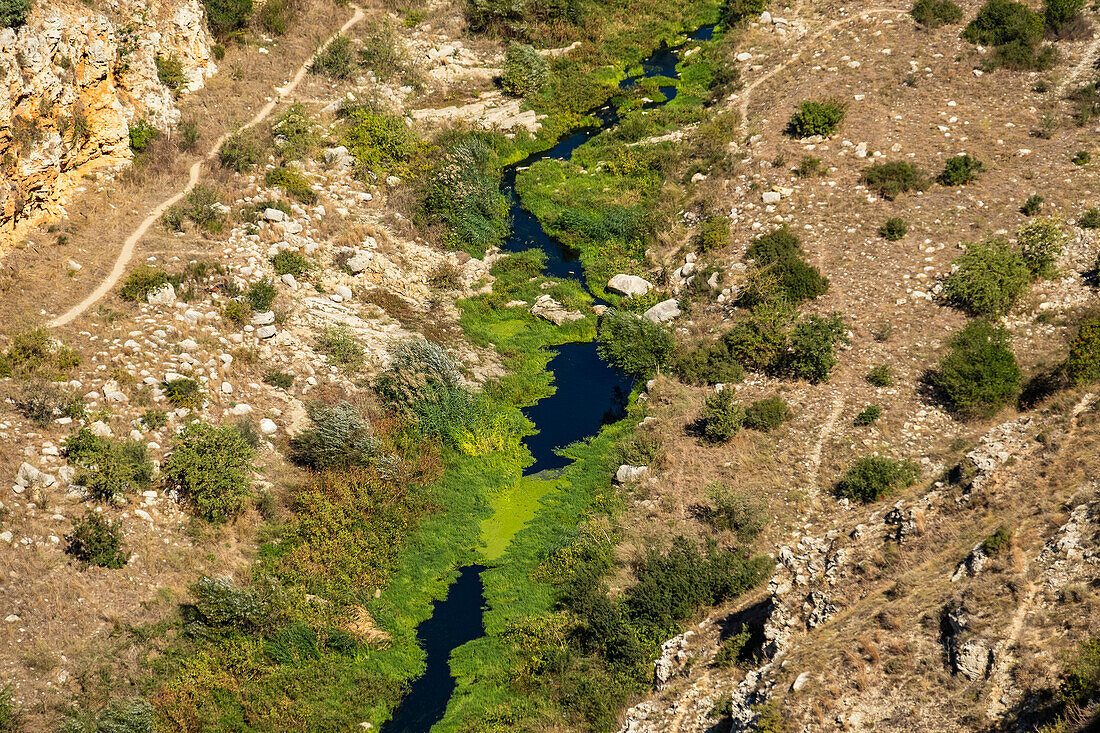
{"left": 382, "top": 25, "right": 714, "bottom": 732}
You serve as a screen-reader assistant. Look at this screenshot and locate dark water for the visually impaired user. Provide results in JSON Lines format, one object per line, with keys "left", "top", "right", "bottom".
{"left": 382, "top": 25, "right": 714, "bottom": 733}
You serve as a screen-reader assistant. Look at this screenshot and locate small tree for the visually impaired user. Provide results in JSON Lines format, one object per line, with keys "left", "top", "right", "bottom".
{"left": 702, "top": 484, "right": 769, "bottom": 540}
{"left": 201, "top": 0, "right": 253, "bottom": 37}
{"left": 787, "top": 100, "right": 846, "bottom": 138}
{"left": 0, "top": 0, "right": 31, "bottom": 27}
{"left": 837, "top": 456, "right": 919, "bottom": 502}
{"left": 879, "top": 217, "right": 908, "bottom": 241}
{"left": 910, "top": 0, "right": 963, "bottom": 26}
{"left": 743, "top": 397, "right": 792, "bottom": 431}
{"left": 932, "top": 320, "right": 1021, "bottom": 419}
{"left": 943, "top": 239, "right": 1031, "bottom": 316}
{"left": 854, "top": 404, "right": 882, "bottom": 425}
{"left": 701, "top": 389, "right": 745, "bottom": 443}
{"left": 65, "top": 512, "right": 130, "bottom": 568}
{"left": 1016, "top": 217, "right": 1066, "bottom": 280}
{"left": 938, "top": 155, "right": 984, "bottom": 186}
{"left": 597, "top": 309, "right": 675, "bottom": 379}
{"left": 290, "top": 401, "right": 381, "bottom": 469}
{"left": 162, "top": 422, "right": 254, "bottom": 522}
{"left": 785, "top": 313, "right": 848, "bottom": 383}
{"left": 1044, "top": 0, "right": 1085, "bottom": 32}
{"left": 1065, "top": 314, "right": 1100, "bottom": 385}
{"left": 861, "top": 161, "right": 929, "bottom": 199}
{"left": 501, "top": 42, "right": 549, "bottom": 97}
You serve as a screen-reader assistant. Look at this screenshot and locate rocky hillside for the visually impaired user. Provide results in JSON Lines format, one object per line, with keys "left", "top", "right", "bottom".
{"left": 0, "top": 0, "right": 215, "bottom": 237}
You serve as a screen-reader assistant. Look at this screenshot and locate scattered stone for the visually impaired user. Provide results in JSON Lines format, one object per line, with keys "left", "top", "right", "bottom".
{"left": 616, "top": 465, "right": 648, "bottom": 483}
{"left": 531, "top": 294, "right": 584, "bottom": 325}
{"left": 607, "top": 274, "right": 653, "bottom": 298}
{"left": 643, "top": 299, "right": 680, "bottom": 323}
{"left": 147, "top": 283, "right": 176, "bottom": 305}
{"left": 259, "top": 418, "right": 278, "bottom": 435}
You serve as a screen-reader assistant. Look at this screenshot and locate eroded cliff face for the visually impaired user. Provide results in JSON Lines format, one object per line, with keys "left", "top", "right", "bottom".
{"left": 0, "top": 0, "right": 216, "bottom": 236}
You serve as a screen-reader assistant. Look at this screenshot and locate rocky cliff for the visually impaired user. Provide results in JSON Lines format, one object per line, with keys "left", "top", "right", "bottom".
{"left": 0, "top": 0, "right": 215, "bottom": 237}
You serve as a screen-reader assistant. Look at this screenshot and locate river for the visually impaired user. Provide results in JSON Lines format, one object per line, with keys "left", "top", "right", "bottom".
{"left": 382, "top": 24, "right": 714, "bottom": 732}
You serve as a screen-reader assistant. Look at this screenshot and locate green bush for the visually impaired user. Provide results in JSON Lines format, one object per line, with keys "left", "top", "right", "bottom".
{"left": 742, "top": 227, "right": 829, "bottom": 305}
{"left": 787, "top": 100, "right": 846, "bottom": 138}
{"left": 861, "top": 161, "right": 929, "bottom": 199}
{"left": 1070, "top": 78, "right": 1100, "bottom": 125}
{"left": 501, "top": 41, "right": 549, "bottom": 97}
{"left": 938, "top": 155, "right": 984, "bottom": 186}
{"left": 910, "top": 0, "right": 963, "bottom": 27}
{"left": 721, "top": 0, "right": 768, "bottom": 25}
{"left": 671, "top": 341, "right": 745, "bottom": 385}
{"left": 980, "top": 525, "right": 1012, "bottom": 555}
{"left": 1065, "top": 314, "right": 1100, "bottom": 385}
{"left": 0, "top": 329, "right": 80, "bottom": 380}
{"left": 855, "top": 404, "right": 882, "bottom": 425}
{"left": 697, "top": 215, "right": 730, "bottom": 252}
{"left": 422, "top": 133, "right": 510, "bottom": 255}
{"left": 270, "top": 249, "right": 314, "bottom": 276}
{"left": 119, "top": 265, "right": 168, "bottom": 301}
{"left": 263, "top": 370, "right": 294, "bottom": 389}
{"left": 0, "top": 685, "right": 17, "bottom": 733}
{"left": 65, "top": 511, "right": 130, "bottom": 568}
{"left": 64, "top": 698, "right": 156, "bottom": 733}
{"left": 1072, "top": 150, "right": 1091, "bottom": 166}
{"left": 1044, "top": 0, "right": 1085, "bottom": 32}
{"left": 311, "top": 33, "right": 356, "bottom": 79}
{"left": 155, "top": 54, "right": 187, "bottom": 92}
{"left": 218, "top": 129, "right": 264, "bottom": 172}
{"left": 247, "top": 278, "right": 277, "bottom": 310}
{"left": 189, "top": 574, "right": 287, "bottom": 631}
{"left": 1079, "top": 207, "right": 1100, "bottom": 229}
{"left": 743, "top": 397, "right": 792, "bottom": 431}
{"left": 265, "top": 167, "right": 317, "bottom": 204}
{"left": 702, "top": 485, "right": 769, "bottom": 540}
{"left": 837, "top": 455, "right": 919, "bottom": 502}
{"left": 258, "top": 0, "right": 294, "bottom": 34}
{"left": 701, "top": 389, "right": 745, "bottom": 443}
{"left": 272, "top": 104, "right": 317, "bottom": 161}
{"left": 141, "top": 409, "right": 168, "bottom": 430}
{"left": 1059, "top": 637, "right": 1100, "bottom": 711}
{"left": 746, "top": 226, "right": 801, "bottom": 264}
{"left": 1017, "top": 217, "right": 1066, "bottom": 279}
{"left": 316, "top": 326, "right": 365, "bottom": 371}
{"left": 289, "top": 401, "right": 381, "bottom": 469}
{"left": 201, "top": 0, "right": 252, "bottom": 36}
{"left": 162, "top": 377, "right": 203, "bottom": 409}
{"left": 796, "top": 155, "right": 826, "bottom": 177}
{"left": 962, "top": 0, "right": 1043, "bottom": 46}
{"left": 596, "top": 309, "right": 675, "bottom": 379}
{"left": 163, "top": 422, "right": 254, "bottom": 522}
{"left": 0, "top": 0, "right": 30, "bottom": 27}
{"left": 943, "top": 239, "right": 1031, "bottom": 316}
{"left": 1020, "top": 194, "right": 1044, "bottom": 216}
{"left": 932, "top": 319, "right": 1021, "bottom": 418}
{"left": 341, "top": 106, "right": 419, "bottom": 178}
{"left": 128, "top": 119, "right": 159, "bottom": 152}
{"left": 786, "top": 313, "right": 848, "bottom": 383}
{"left": 713, "top": 625, "right": 752, "bottom": 668}
{"left": 879, "top": 217, "right": 908, "bottom": 241}
{"left": 724, "top": 300, "right": 796, "bottom": 374}
{"left": 360, "top": 21, "right": 408, "bottom": 81}
{"left": 222, "top": 299, "right": 250, "bottom": 325}
{"left": 867, "top": 365, "right": 893, "bottom": 387}
{"left": 65, "top": 428, "right": 154, "bottom": 502}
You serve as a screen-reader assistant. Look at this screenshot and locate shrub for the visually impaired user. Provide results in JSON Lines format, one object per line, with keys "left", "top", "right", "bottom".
{"left": 162, "top": 377, "right": 203, "bottom": 409}
{"left": 671, "top": 341, "right": 745, "bottom": 385}
{"left": 289, "top": 401, "right": 381, "bottom": 469}
{"left": 697, "top": 215, "right": 730, "bottom": 252}
{"left": 855, "top": 404, "right": 882, "bottom": 425}
{"left": 861, "top": 161, "right": 929, "bottom": 199}
{"left": 837, "top": 455, "right": 919, "bottom": 502}
{"left": 119, "top": 265, "right": 168, "bottom": 301}
{"left": 265, "top": 167, "right": 317, "bottom": 204}
{"left": 962, "top": 0, "right": 1043, "bottom": 46}
{"left": 163, "top": 422, "right": 254, "bottom": 522}
{"left": 0, "top": 328, "right": 80, "bottom": 379}
{"left": 263, "top": 370, "right": 294, "bottom": 389}
{"left": 0, "top": 0, "right": 31, "bottom": 28}
{"left": 1080, "top": 208, "right": 1100, "bottom": 229}
{"left": 943, "top": 239, "right": 1031, "bottom": 316}
{"left": 179, "top": 117, "right": 201, "bottom": 150}
{"left": 1072, "top": 150, "right": 1091, "bottom": 165}
{"left": 1017, "top": 217, "right": 1066, "bottom": 279}
{"left": 724, "top": 300, "right": 796, "bottom": 374}
{"left": 65, "top": 428, "right": 154, "bottom": 502}
{"left": 360, "top": 21, "right": 408, "bottom": 81}
{"left": 65, "top": 512, "right": 130, "bottom": 568}
{"left": 272, "top": 104, "right": 317, "bottom": 161}
{"left": 247, "top": 278, "right": 277, "bottom": 310}
{"left": 981, "top": 525, "right": 1012, "bottom": 555}
{"left": 189, "top": 574, "right": 287, "bottom": 631}
{"left": 341, "top": 106, "right": 419, "bottom": 178}
{"left": 938, "top": 155, "right": 984, "bottom": 186}
{"left": 1065, "top": 314, "right": 1100, "bottom": 385}
{"left": 879, "top": 217, "right": 908, "bottom": 241}
{"left": 0, "top": 685, "right": 17, "bottom": 732}
{"left": 155, "top": 54, "right": 187, "bottom": 92}
{"left": 701, "top": 485, "right": 768, "bottom": 540}
{"left": 141, "top": 409, "right": 168, "bottom": 430}
{"left": 796, "top": 155, "right": 826, "bottom": 177}
{"left": 422, "top": 134, "right": 510, "bottom": 255}
{"left": 910, "top": 0, "right": 963, "bottom": 26}
{"left": 742, "top": 227, "right": 829, "bottom": 305}
{"left": 932, "top": 319, "right": 1021, "bottom": 418}
{"left": 714, "top": 625, "right": 752, "bottom": 667}
{"left": 219, "top": 129, "right": 264, "bottom": 172}
{"left": 596, "top": 309, "right": 675, "bottom": 379}
{"left": 721, "top": 0, "right": 769, "bottom": 25}
{"left": 258, "top": 0, "right": 294, "bottom": 34}
{"left": 701, "top": 389, "right": 745, "bottom": 443}
{"left": 201, "top": 0, "right": 252, "bottom": 36}
{"left": 1020, "top": 194, "right": 1044, "bottom": 216}
{"left": 270, "top": 249, "right": 314, "bottom": 276}
{"left": 128, "top": 119, "right": 159, "bottom": 152}
{"left": 311, "top": 33, "right": 356, "bottom": 80}
{"left": 787, "top": 100, "right": 846, "bottom": 138}
{"left": 786, "top": 313, "right": 848, "bottom": 383}
{"left": 743, "top": 397, "right": 792, "bottom": 431}
{"left": 746, "top": 226, "right": 801, "bottom": 264}
{"left": 501, "top": 41, "right": 549, "bottom": 97}
{"left": 223, "top": 299, "right": 250, "bottom": 325}
{"left": 316, "top": 326, "right": 365, "bottom": 370}
{"left": 1044, "top": 0, "right": 1085, "bottom": 32}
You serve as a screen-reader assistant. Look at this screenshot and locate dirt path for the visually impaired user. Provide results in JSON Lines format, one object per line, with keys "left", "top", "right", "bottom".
{"left": 48, "top": 5, "right": 366, "bottom": 328}
{"left": 736, "top": 7, "right": 907, "bottom": 129}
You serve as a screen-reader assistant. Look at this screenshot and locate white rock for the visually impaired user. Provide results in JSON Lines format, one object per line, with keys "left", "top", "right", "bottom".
{"left": 256, "top": 325, "right": 277, "bottom": 339}
{"left": 259, "top": 418, "right": 278, "bottom": 435}
{"left": 0, "top": 531, "right": 11, "bottom": 543}
{"left": 607, "top": 274, "right": 653, "bottom": 298}
{"left": 251, "top": 311, "right": 275, "bottom": 326}
{"left": 90, "top": 421, "right": 112, "bottom": 437}
{"left": 643, "top": 299, "right": 680, "bottom": 323}
{"left": 147, "top": 283, "right": 176, "bottom": 305}
{"left": 335, "top": 285, "right": 353, "bottom": 300}
{"left": 221, "top": 382, "right": 233, "bottom": 394}
{"left": 263, "top": 207, "right": 286, "bottom": 222}
{"left": 616, "top": 465, "right": 648, "bottom": 483}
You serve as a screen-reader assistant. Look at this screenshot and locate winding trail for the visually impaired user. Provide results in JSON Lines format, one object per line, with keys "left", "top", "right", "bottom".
{"left": 736, "top": 7, "right": 906, "bottom": 130}
{"left": 49, "top": 5, "right": 366, "bottom": 328}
